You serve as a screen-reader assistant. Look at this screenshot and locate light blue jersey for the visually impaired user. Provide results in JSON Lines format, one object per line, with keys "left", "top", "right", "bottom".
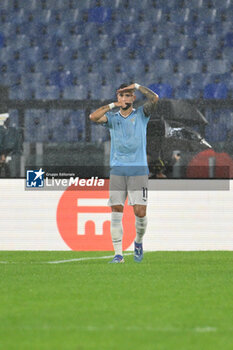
{"left": 105, "top": 106, "right": 150, "bottom": 176}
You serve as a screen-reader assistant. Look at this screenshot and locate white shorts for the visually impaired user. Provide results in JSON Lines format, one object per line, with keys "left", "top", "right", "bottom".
{"left": 108, "top": 174, "right": 148, "bottom": 206}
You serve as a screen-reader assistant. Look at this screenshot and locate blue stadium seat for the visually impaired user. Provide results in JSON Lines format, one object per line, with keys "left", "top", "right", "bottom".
{"left": 91, "top": 123, "right": 109, "bottom": 143}
{"left": 167, "top": 47, "right": 193, "bottom": 61}
{"left": 99, "top": 85, "right": 112, "bottom": 101}
{"left": 162, "top": 73, "right": 186, "bottom": 89}
{"left": 222, "top": 47, "right": 233, "bottom": 60}
{"left": 212, "top": 0, "right": 232, "bottom": 8}
{"left": 37, "top": 10, "right": 53, "bottom": 24}
{"left": 0, "top": 47, "right": 13, "bottom": 61}
{"left": 81, "top": 47, "right": 103, "bottom": 64}
{"left": 168, "top": 34, "right": 191, "bottom": 49}
{"left": 169, "top": 9, "right": 191, "bottom": 24}
{"left": 144, "top": 73, "right": 161, "bottom": 87}
{"left": 112, "top": 47, "right": 130, "bottom": 61}
{"left": 113, "top": 7, "right": 137, "bottom": 23}
{"left": 88, "top": 7, "right": 112, "bottom": 24}
{"left": 17, "top": 0, "right": 37, "bottom": 10}
{"left": 143, "top": 9, "right": 163, "bottom": 23}
{"left": 115, "top": 33, "right": 137, "bottom": 48}
{"left": 204, "top": 83, "right": 228, "bottom": 99}
{"left": 0, "top": 33, "right": 4, "bottom": 48}
{"left": 9, "top": 9, "right": 25, "bottom": 24}
{"left": 179, "top": 60, "right": 202, "bottom": 74}
{"left": 183, "top": 22, "right": 209, "bottom": 38}
{"left": 47, "top": 0, "right": 70, "bottom": 10}
{"left": 87, "top": 72, "right": 102, "bottom": 91}
{"left": 205, "top": 119, "right": 228, "bottom": 142}
{"left": 215, "top": 110, "right": 233, "bottom": 130}
{"left": 195, "top": 35, "right": 219, "bottom": 53}
{"left": 70, "top": 110, "right": 86, "bottom": 140}
{"left": 215, "top": 21, "right": 233, "bottom": 36}
{"left": 113, "top": 74, "right": 129, "bottom": 90}
{"left": 68, "top": 60, "right": 88, "bottom": 78}
{"left": 151, "top": 34, "right": 167, "bottom": 50}
{"left": 0, "top": 0, "right": 18, "bottom": 10}
{"left": 96, "top": 34, "right": 113, "bottom": 50}
{"left": 120, "top": 59, "right": 145, "bottom": 77}
{"left": 183, "top": 0, "right": 203, "bottom": 9}
{"left": 20, "top": 47, "right": 43, "bottom": 64}
{"left": 103, "top": 21, "right": 125, "bottom": 37}
{"left": 152, "top": 0, "right": 178, "bottom": 9}
{"left": 148, "top": 83, "right": 173, "bottom": 98}
{"left": 207, "top": 60, "right": 230, "bottom": 75}
{"left": 224, "top": 73, "right": 233, "bottom": 90}
{"left": 59, "top": 71, "right": 75, "bottom": 88}
{"left": 21, "top": 73, "right": 45, "bottom": 90}
{"left": 45, "top": 109, "right": 85, "bottom": 142}
{"left": 0, "top": 72, "right": 19, "bottom": 87}
{"left": 15, "top": 34, "right": 32, "bottom": 49}
{"left": 48, "top": 70, "right": 75, "bottom": 90}
{"left": 3, "top": 59, "right": 25, "bottom": 74}
{"left": 201, "top": 73, "right": 217, "bottom": 86}
{"left": 173, "top": 86, "right": 201, "bottom": 99}
{"left": 5, "top": 34, "right": 31, "bottom": 50}
{"left": 149, "top": 60, "right": 174, "bottom": 75}
{"left": 35, "top": 60, "right": 59, "bottom": 74}
{"left": 17, "top": 21, "right": 39, "bottom": 36}
{"left": 35, "top": 85, "right": 60, "bottom": 100}
{"left": 225, "top": 32, "right": 233, "bottom": 47}
{"left": 0, "top": 22, "right": 15, "bottom": 38}
{"left": 63, "top": 86, "right": 88, "bottom": 100}
{"left": 65, "top": 34, "right": 83, "bottom": 49}
{"left": 47, "top": 23, "right": 70, "bottom": 40}
{"left": 71, "top": 0, "right": 93, "bottom": 10}
{"left": 89, "top": 84, "right": 111, "bottom": 100}
{"left": 62, "top": 9, "right": 81, "bottom": 24}
{"left": 197, "top": 8, "right": 217, "bottom": 24}
{"left": 24, "top": 109, "right": 49, "bottom": 142}
{"left": 190, "top": 73, "right": 205, "bottom": 87}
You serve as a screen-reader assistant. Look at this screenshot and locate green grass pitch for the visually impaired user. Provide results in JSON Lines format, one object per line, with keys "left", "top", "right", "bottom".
{"left": 0, "top": 251, "right": 232, "bottom": 350}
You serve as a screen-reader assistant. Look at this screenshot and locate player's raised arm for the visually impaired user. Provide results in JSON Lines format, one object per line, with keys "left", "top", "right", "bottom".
{"left": 89, "top": 102, "right": 122, "bottom": 123}
{"left": 117, "top": 83, "right": 159, "bottom": 117}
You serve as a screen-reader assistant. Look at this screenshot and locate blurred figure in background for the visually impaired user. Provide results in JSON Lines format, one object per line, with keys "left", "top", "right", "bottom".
{"left": 0, "top": 115, "right": 23, "bottom": 177}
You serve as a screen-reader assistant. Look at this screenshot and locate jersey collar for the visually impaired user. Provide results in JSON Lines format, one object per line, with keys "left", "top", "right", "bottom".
{"left": 119, "top": 108, "right": 136, "bottom": 119}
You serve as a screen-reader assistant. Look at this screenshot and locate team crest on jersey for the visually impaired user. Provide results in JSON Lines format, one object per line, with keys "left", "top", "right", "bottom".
{"left": 130, "top": 117, "right": 136, "bottom": 124}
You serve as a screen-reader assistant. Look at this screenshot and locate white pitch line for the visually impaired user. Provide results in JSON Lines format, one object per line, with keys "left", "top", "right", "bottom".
{"left": 0, "top": 261, "right": 8, "bottom": 264}
{"left": 1, "top": 325, "right": 217, "bottom": 333}
{"left": 194, "top": 327, "right": 217, "bottom": 332}
{"left": 46, "top": 252, "right": 135, "bottom": 264}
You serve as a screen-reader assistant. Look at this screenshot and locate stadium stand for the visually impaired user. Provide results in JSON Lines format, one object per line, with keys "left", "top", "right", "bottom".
{"left": 0, "top": 0, "right": 232, "bottom": 143}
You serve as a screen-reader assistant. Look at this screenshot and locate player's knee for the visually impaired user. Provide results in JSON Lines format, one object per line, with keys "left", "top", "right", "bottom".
{"left": 134, "top": 205, "right": 146, "bottom": 217}
{"left": 111, "top": 205, "right": 124, "bottom": 212}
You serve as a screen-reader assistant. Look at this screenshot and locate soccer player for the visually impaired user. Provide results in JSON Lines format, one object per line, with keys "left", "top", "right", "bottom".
{"left": 89, "top": 83, "right": 159, "bottom": 263}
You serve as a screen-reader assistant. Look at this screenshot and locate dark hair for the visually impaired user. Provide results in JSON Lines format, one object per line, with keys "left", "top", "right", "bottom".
{"left": 117, "top": 83, "right": 129, "bottom": 91}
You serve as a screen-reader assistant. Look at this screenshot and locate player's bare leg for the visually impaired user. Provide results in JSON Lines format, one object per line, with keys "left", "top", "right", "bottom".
{"left": 109, "top": 205, "right": 124, "bottom": 263}
{"left": 133, "top": 205, "right": 147, "bottom": 262}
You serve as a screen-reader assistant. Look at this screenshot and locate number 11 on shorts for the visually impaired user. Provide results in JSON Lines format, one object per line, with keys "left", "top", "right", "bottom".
{"left": 142, "top": 187, "right": 148, "bottom": 201}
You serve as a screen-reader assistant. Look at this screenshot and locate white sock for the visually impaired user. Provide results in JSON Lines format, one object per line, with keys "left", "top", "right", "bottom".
{"left": 111, "top": 212, "right": 123, "bottom": 256}
{"left": 135, "top": 215, "right": 147, "bottom": 244}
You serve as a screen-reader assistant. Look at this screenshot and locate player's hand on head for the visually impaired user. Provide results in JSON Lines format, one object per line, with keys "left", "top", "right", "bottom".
{"left": 117, "top": 84, "right": 136, "bottom": 93}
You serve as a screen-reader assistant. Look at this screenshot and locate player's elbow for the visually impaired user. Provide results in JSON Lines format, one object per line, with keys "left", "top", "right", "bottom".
{"left": 89, "top": 114, "right": 95, "bottom": 122}
{"left": 154, "top": 94, "right": 159, "bottom": 103}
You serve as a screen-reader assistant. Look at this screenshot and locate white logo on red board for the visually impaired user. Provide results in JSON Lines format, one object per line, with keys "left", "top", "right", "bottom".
{"left": 56, "top": 181, "right": 135, "bottom": 251}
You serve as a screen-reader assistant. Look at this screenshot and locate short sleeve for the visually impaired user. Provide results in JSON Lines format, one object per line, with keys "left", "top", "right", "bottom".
{"left": 104, "top": 111, "right": 113, "bottom": 128}
{"left": 138, "top": 106, "right": 150, "bottom": 124}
